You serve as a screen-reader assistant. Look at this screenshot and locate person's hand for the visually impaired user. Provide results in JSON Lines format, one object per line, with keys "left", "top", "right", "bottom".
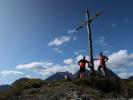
{"left": 105, "top": 59, "right": 108, "bottom": 62}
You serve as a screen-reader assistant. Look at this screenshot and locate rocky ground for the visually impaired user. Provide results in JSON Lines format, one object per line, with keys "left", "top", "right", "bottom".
{"left": 0, "top": 77, "right": 133, "bottom": 100}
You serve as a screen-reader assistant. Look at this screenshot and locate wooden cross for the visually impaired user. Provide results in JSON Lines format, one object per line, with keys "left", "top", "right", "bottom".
{"left": 75, "top": 9, "right": 102, "bottom": 73}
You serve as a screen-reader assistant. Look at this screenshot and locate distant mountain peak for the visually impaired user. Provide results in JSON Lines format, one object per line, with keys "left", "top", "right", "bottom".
{"left": 45, "top": 71, "right": 72, "bottom": 81}
{"left": 128, "top": 76, "right": 133, "bottom": 80}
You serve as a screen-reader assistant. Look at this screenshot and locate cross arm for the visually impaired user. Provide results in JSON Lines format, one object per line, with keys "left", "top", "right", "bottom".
{"left": 75, "top": 11, "right": 103, "bottom": 31}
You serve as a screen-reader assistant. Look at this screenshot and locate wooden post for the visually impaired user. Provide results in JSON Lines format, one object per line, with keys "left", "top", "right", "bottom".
{"left": 86, "top": 9, "right": 94, "bottom": 72}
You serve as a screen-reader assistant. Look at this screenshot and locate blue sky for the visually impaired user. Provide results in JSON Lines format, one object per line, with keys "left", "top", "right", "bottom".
{"left": 0, "top": 0, "right": 133, "bottom": 84}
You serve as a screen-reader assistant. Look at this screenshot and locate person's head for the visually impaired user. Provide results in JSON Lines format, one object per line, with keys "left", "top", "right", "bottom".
{"left": 83, "top": 56, "right": 86, "bottom": 60}
{"left": 100, "top": 52, "right": 103, "bottom": 56}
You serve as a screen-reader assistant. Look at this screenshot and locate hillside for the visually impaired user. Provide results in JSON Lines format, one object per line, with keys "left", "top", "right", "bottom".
{"left": 0, "top": 77, "right": 133, "bottom": 100}
{"left": 0, "top": 85, "right": 10, "bottom": 91}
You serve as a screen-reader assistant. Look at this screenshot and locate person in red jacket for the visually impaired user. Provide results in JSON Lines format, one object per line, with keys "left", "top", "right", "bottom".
{"left": 78, "top": 56, "right": 90, "bottom": 79}
{"left": 97, "top": 52, "right": 108, "bottom": 77}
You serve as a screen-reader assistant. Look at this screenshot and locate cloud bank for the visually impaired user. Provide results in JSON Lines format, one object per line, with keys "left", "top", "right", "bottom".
{"left": 17, "top": 62, "right": 78, "bottom": 79}
{"left": 0, "top": 70, "right": 23, "bottom": 76}
{"left": 16, "top": 62, "right": 53, "bottom": 71}
{"left": 16, "top": 50, "right": 133, "bottom": 79}
{"left": 107, "top": 50, "right": 133, "bottom": 68}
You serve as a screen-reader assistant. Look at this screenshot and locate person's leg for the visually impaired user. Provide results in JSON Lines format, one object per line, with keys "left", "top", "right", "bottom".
{"left": 80, "top": 67, "right": 84, "bottom": 79}
{"left": 81, "top": 72, "right": 84, "bottom": 79}
{"left": 79, "top": 68, "right": 82, "bottom": 79}
{"left": 80, "top": 68, "right": 85, "bottom": 79}
{"left": 98, "top": 65, "right": 103, "bottom": 78}
{"left": 80, "top": 73, "right": 82, "bottom": 79}
{"left": 98, "top": 65, "right": 102, "bottom": 73}
{"left": 102, "top": 65, "right": 106, "bottom": 77}
{"left": 83, "top": 68, "right": 86, "bottom": 78}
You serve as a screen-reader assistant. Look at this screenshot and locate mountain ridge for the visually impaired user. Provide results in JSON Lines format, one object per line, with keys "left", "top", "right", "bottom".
{"left": 0, "top": 85, "right": 10, "bottom": 91}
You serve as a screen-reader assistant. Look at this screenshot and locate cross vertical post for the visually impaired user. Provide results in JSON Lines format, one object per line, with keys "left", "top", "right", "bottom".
{"left": 86, "top": 9, "right": 94, "bottom": 72}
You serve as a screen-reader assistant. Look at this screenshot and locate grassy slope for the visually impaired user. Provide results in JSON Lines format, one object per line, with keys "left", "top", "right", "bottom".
{"left": 0, "top": 77, "right": 133, "bottom": 100}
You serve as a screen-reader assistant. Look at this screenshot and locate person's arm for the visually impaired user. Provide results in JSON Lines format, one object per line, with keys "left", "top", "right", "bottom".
{"left": 86, "top": 60, "right": 90, "bottom": 64}
{"left": 85, "top": 60, "right": 91, "bottom": 67}
{"left": 78, "top": 60, "right": 80, "bottom": 65}
{"left": 93, "top": 58, "right": 98, "bottom": 60}
{"left": 104, "top": 56, "right": 109, "bottom": 62}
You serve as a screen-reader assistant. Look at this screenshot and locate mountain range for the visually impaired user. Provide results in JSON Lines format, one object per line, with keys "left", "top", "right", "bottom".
{"left": 45, "top": 68, "right": 120, "bottom": 81}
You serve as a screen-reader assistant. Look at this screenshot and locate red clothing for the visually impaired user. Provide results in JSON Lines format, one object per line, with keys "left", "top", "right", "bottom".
{"left": 79, "top": 62, "right": 86, "bottom": 68}
{"left": 99, "top": 56, "right": 107, "bottom": 65}
{"left": 78, "top": 59, "right": 89, "bottom": 68}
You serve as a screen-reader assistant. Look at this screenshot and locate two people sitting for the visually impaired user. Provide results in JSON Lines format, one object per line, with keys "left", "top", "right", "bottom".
{"left": 78, "top": 52, "right": 108, "bottom": 79}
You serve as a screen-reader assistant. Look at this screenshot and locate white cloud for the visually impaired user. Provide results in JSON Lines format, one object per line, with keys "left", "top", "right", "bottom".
{"left": 67, "top": 29, "right": 77, "bottom": 34}
{"left": 76, "top": 54, "right": 89, "bottom": 62}
{"left": 107, "top": 50, "right": 133, "bottom": 69}
{"left": 95, "top": 36, "right": 107, "bottom": 46}
{"left": 16, "top": 62, "right": 53, "bottom": 70}
{"left": 25, "top": 75, "right": 32, "bottom": 78}
{"left": 0, "top": 70, "right": 25, "bottom": 84}
{"left": 0, "top": 70, "right": 23, "bottom": 76}
{"left": 76, "top": 54, "right": 84, "bottom": 62}
{"left": 17, "top": 61, "right": 79, "bottom": 79}
{"left": 53, "top": 48, "right": 63, "bottom": 54}
{"left": 118, "top": 72, "right": 133, "bottom": 79}
{"left": 118, "top": 72, "right": 128, "bottom": 79}
{"left": 63, "top": 58, "right": 73, "bottom": 65}
{"left": 48, "top": 36, "right": 71, "bottom": 46}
